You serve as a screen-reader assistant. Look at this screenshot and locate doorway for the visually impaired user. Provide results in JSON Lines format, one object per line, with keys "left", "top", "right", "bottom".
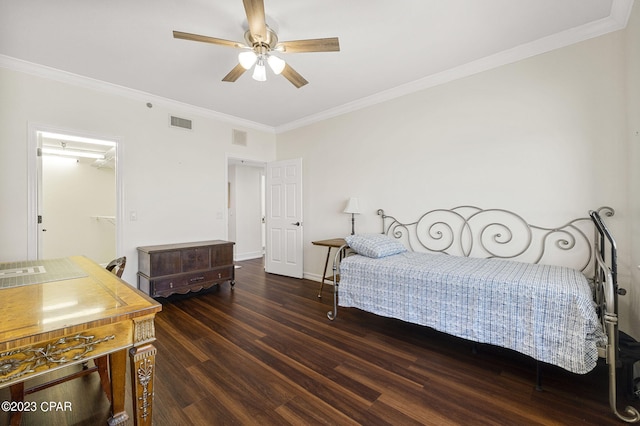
{"left": 27, "top": 125, "right": 122, "bottom": 264}
{"left": 227, "top": 158, "right": 266, "bottom": 261}
{"left": 226, "top": 156, "right": 304, "bottom": 277}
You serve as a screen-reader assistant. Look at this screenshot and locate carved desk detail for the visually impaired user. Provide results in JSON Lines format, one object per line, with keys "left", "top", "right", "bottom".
{"left": 0, "top": 333, "right": 115, "bottom": 384}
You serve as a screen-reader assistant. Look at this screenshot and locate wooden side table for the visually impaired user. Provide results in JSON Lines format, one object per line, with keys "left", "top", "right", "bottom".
{"left": 312, "top": 238, "right": 347, "bottom": 298}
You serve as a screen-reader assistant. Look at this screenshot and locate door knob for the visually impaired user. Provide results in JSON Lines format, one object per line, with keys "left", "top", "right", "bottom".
{"left": 291, "top": 222, "right": 301, "bottom": 226}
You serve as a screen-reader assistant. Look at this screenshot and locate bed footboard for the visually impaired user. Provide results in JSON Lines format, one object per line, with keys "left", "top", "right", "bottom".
{"left": 591, "top": 208, "right": 640, "bottom": 423}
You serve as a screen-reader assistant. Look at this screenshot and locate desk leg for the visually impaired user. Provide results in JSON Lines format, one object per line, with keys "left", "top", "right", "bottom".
{"left": 108, "top": 344, "right": 157, "bottom": 426}
{"left": 9, "top": 382, "right": 24, "bottom": 426}
{"left": 108, "top": 349, "right": 129, "bottom": 426}
{"left": 317, "top": 247, "right": 332, "bottom": 298}
{"left": 129, "top": 344, "right": 157, "bottom": 426}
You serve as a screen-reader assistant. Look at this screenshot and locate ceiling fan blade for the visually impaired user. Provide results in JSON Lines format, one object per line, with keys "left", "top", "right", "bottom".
{"left": 222, "top": 63, "right": 247, "bottom": 82}
{"left": 243, "top": 0, "right": 267, "bottom": 42}
{"left": 173, "top": 31, "right": 245, "bottom": 48}
{"left": 278, "top": 37, "right": 340, "bottom": 53}
{"left": 281, "top": 64, "right": 308, "bottom": 88}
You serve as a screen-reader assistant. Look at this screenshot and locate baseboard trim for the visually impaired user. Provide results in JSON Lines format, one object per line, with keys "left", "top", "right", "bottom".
{"left": 234, "top": 251, "right": 264, "bottom": 262}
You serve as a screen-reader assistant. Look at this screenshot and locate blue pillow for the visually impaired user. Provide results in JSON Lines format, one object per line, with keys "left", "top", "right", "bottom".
{"left": 345, "top": 234, "right": 407, "bottom": 258}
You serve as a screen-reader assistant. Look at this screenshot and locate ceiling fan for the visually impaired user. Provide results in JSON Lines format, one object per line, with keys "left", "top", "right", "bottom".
{"left": 173, "top": 0, "right": 340, "bottom": 88}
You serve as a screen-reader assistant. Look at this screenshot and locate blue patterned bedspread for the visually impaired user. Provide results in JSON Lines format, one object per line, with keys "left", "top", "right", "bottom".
{"left": 339, "top": 251, "right": 606, "bottom": 374}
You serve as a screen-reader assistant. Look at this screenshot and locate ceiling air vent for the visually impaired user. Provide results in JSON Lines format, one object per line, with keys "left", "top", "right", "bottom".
{"left": 232, "top": 129, "right": 247, "bottom": 146}
{"left": 170, "top": 115, "right": 192, "bottom": 130}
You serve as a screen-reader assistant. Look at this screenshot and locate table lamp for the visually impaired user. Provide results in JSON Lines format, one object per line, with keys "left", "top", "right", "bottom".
{"left": 343, "top": 197, "right": 361, "bottom": 235}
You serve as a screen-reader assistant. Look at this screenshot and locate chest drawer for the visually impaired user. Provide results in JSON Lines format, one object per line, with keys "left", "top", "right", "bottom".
{"left": 152, "top": 267, "right": 234, "bottom": 296}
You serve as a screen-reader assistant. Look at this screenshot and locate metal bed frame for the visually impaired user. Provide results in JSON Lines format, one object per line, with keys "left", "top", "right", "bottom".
{"left": 327, "top": 205, "right": 639, "bottom": 422}
{"left": 591, "top": 208, "right": 640, "bottom": 422}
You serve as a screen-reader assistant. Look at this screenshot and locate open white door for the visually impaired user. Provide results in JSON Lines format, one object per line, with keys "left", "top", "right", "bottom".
{"left": 265, "top": 158, "right": 303, "bottom": 278}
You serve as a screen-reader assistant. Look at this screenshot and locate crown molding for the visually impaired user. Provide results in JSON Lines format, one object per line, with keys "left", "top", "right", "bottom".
{"left": 275, "top": 0, "right": 634, "bottom": 133}
{"left": 611, "top": 0, "right": 635, "bottom": 26}
{"left": 0, "top": 54, "right": 275, "bottom": 134}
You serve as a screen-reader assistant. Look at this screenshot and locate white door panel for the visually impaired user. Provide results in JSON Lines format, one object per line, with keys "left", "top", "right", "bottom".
{"left": 265, "top": 158, "right": 303, "bottom": 278}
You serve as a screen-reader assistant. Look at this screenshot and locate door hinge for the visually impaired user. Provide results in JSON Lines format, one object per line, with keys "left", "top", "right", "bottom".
{"left": 37, "top": 147, "right": 42, "bottom": 157}
{"left": 38, "top": 215, "right": 42, "bottom": 224}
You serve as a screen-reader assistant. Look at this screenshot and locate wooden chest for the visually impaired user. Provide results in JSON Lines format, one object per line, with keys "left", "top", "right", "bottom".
{"left": 137, "top": 240, "right": 235, "bottom": 297}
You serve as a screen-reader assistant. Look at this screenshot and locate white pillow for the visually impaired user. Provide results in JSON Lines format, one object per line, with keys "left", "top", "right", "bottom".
{"left": 345, "top": 233, "right": 407, "bottom": 258}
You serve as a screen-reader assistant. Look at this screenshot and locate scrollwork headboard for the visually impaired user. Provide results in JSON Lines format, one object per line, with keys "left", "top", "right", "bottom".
{"left": 377, "top": 206, "right": 614, "bottom": 273}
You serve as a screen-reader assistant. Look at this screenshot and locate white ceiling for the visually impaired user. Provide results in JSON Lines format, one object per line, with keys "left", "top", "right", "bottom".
{"left": 0, "top": 0, "right": 633, "bottom": 132}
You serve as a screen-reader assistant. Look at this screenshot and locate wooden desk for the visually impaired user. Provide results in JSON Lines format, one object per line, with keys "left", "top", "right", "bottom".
{"left": 311, "top": 238, "right": 347, "bottom": 298}
{"left": 0, "top": 256, "right": 162, "bottom": 425}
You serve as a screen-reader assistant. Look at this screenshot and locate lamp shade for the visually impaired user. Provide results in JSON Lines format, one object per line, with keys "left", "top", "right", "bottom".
{"left": 238, "top": 51, "right": 257, "bottom": 69}
{"left": 252, "top": 62, "right": 267, "bottom": 81}
{"left": 343, "top": 197, "right": 361, "bottom": 214}
{"left": 267, "top": 55, "right": 286, "bottom": 75}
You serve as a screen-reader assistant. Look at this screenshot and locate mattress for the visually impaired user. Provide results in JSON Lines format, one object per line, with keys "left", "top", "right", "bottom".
{"left": 339, "top": 251, "right": 607, "bottom": 374}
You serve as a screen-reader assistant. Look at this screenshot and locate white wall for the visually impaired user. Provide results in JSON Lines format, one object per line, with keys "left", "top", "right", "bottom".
{"left": 277, "top": 21, "right": 635, "bottom": 333}
{"left": 0, "top": 66, "right": 277, "bottom": 285}
{"left": 626, "top": 3, "right": 640, "bottom": 339}
{"left": 42, "top": 155, "right": 115, "bottom": 264}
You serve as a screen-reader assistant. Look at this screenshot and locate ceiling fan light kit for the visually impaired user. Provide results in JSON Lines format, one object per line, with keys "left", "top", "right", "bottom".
{"left": 238, "top": 41, "right": 286, "bottom": 81}
{"left": 173, "top": 0, "right": 340, "bottom": 88}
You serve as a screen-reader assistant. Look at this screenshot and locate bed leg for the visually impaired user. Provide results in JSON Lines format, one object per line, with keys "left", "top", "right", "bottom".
{"left": 471, "top": 343, "right": 478, "bottom": 355}
{"left": 605, "top": 321, "right": 640, "bottom": 422}
{"left": 327, "top": 253, "right": 340, "bottom": 321}
{"left": 536, "top": 361, "right": 543, "bottom": 391}
{"left": 327, "top": 282, "right": 338, "bottom": 320}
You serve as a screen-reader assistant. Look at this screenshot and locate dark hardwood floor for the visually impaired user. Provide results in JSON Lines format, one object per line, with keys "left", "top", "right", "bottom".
{"left": 2, "top": 257, "right": 636, "bottom": 425}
